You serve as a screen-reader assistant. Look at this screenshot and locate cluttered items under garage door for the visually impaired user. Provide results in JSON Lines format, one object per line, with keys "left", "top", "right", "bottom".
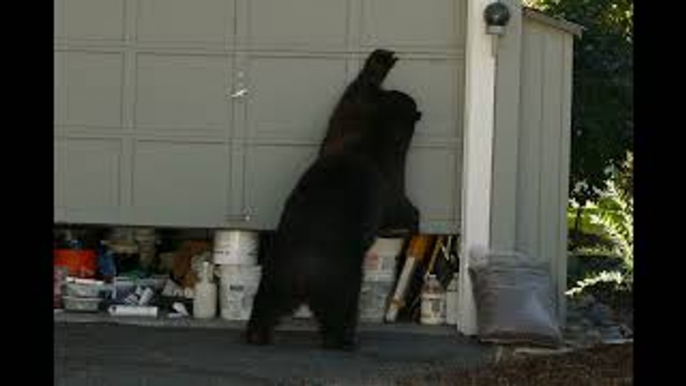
{"left": 53, "top": 226, "right": 460, "bottom": 327}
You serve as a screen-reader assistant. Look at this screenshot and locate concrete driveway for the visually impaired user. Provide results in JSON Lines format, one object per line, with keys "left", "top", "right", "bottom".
{"left": 54, "top": 317, "right": 495, "bottom": 385}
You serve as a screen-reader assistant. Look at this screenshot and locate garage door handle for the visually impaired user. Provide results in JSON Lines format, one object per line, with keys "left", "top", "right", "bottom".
{"left": 224, "top": 214, "right": 251, "bottom": 222}
{"left": 230, "top": 88, "right": 248, "bottom": 99}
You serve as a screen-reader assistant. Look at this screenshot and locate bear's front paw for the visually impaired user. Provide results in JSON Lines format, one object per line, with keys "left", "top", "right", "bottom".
{"left": 362, "top": 49, "right": 398, "bottom": 86}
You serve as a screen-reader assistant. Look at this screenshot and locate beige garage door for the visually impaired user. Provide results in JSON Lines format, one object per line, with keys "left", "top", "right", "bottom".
{"left": 54, "top": 0, "right": 467, "bottom": 233}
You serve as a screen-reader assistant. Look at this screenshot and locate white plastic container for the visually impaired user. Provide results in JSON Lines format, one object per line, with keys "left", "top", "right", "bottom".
{"left": 65, "top": 278, "right": 104, "bottom": 298}
{"left": 358, "top": 279, "right": 395, "bottom": 322}
{"left": 193, "top": 262, "right": 218, "bottom": 319}
{"left": 294, "top": 304, "right": 313, "bottom": 319}
{"left": 133, "top": 227, "right": 156, "bottom": 240}
{"left": 420, "top": 275, "right": 446, "bottom": 325}
{"left": 63, "top": 296, "right": 101, "bottom": 313}
{"left": 108, "top": 305, "right": 158, "bottom": 317}
{"left": 216, "top": 265, "right": 262, "bottom": 321}
{"left": 363, "top": 238, "right": 404, "bottom": 281}
{"left": 212, "top": 230, "right": 259, "bottom": 265}
{"left": 109, "top": 227, "right": 135, "bottom": 244}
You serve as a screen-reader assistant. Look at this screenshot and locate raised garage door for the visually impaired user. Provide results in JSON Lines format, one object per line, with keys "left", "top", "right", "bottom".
{"left": 54, "top": 0, "right": 467, "bottom": 234}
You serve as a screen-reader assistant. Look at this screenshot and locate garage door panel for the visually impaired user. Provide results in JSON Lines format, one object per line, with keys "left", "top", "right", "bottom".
{"left": 384, "top": 58, "right": 463, "bottom": 142}
{"left": 56, "top": 0, "right": 126, "bottom": 41}
{"left": 54, "top": 51, "right": 124, "bottom": 128}
{"left": 136, "top": 0, "right": 236, "bottom": 46}
{"left": 246, "top": 56, "right": 348, "bottom": 141}
{"left": 361, "top": 0, "right": 463, "bottom": 48}
{"left": 134, "top": 54, "right": 233, "bottom": 133}
{"left": 247, "top": 0, "right": 348, "bottom": 47}
{"left": 132, "top": 141, "right": 231, "bottom": 225}
{"left": 54, "top": 138, "right": 122, "bottom": 209}
{"left": 406, "top": 147, "right": 460, "bottom": 224}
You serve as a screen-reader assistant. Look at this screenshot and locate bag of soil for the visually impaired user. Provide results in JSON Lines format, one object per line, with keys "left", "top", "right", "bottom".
{"left": 469, "top": 250, "right": 563, "bottom": 348}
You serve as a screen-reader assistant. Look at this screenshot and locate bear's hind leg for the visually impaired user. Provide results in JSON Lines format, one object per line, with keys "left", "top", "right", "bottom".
{"left": 245, "top": 272, "right": 298, "bottom": 346}
{"left": 309, "top": 271, "right": 362, "bottom": 351}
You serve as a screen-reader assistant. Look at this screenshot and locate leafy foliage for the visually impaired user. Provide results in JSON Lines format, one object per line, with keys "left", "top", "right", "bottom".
{"left": 567, "top": 153, "right": 633, "bottom": 294}
{"left": 528, "top": 0, "right": 633, "bottom": 204}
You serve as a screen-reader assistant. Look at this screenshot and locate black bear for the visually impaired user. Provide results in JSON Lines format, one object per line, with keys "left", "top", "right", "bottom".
{"left": 320, "top": 50, "right": 420, "bottom": 235}
{"left": 245, "top": 49, "right": 421, "bottom": 350}
{"left": 369, "top": 89, "right": 422, "bottom": 235}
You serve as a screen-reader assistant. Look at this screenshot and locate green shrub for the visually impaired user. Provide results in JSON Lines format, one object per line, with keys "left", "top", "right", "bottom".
{"left": 567, "top": 153, "right": 633, "bottom": 294}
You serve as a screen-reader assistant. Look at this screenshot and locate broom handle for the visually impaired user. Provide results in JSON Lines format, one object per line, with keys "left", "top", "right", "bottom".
{"left": 424, "top": 236, "right": 445, "bottom": 280}
{"left": 384, "top": 235, "right": 432, "bottom": 322}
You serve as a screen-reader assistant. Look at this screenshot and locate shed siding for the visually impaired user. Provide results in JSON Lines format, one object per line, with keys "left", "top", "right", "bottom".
{"left": 516, "top": 19, "right": 574, "bottom": 322}
{"left": 490, "top": 0, "right": 522, "bottom": 251}
{"left": 491, "top": 16, "right": 575, "bottom": 323}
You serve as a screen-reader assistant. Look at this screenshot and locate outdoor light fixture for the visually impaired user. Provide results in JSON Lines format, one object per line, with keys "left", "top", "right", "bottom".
{"left": 484, "top": 1, "right": 511, "bottom": 36}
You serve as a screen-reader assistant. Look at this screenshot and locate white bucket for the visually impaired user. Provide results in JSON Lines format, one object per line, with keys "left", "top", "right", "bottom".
{"left": 294, "top": 304, "right": 313, "bottom": 319}
{"left": 217, "top": 265, "right": 262, "bottom": 321}
{"left": 133, "top": 228, "right": 156, "bottom": 242}
{"left": 213, "top": 230, "right": 259, "bottom": 265}
{"left": 363, "top": 238, "right": 404, "bottom": 281}
{"left": 358, "top": 279, "right": 395, "bottom": 322}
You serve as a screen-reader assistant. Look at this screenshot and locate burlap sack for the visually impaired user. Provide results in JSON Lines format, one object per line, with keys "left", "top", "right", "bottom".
{"left": 469, "top": 251, "right": 563, "bottom": 348}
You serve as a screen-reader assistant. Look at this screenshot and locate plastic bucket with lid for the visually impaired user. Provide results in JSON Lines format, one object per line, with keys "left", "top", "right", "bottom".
{"left": 212, "top": 230, "right": 259, "bottom": 265}
{"left": 363, "top": 238, "right": 404, "bottom": 281}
